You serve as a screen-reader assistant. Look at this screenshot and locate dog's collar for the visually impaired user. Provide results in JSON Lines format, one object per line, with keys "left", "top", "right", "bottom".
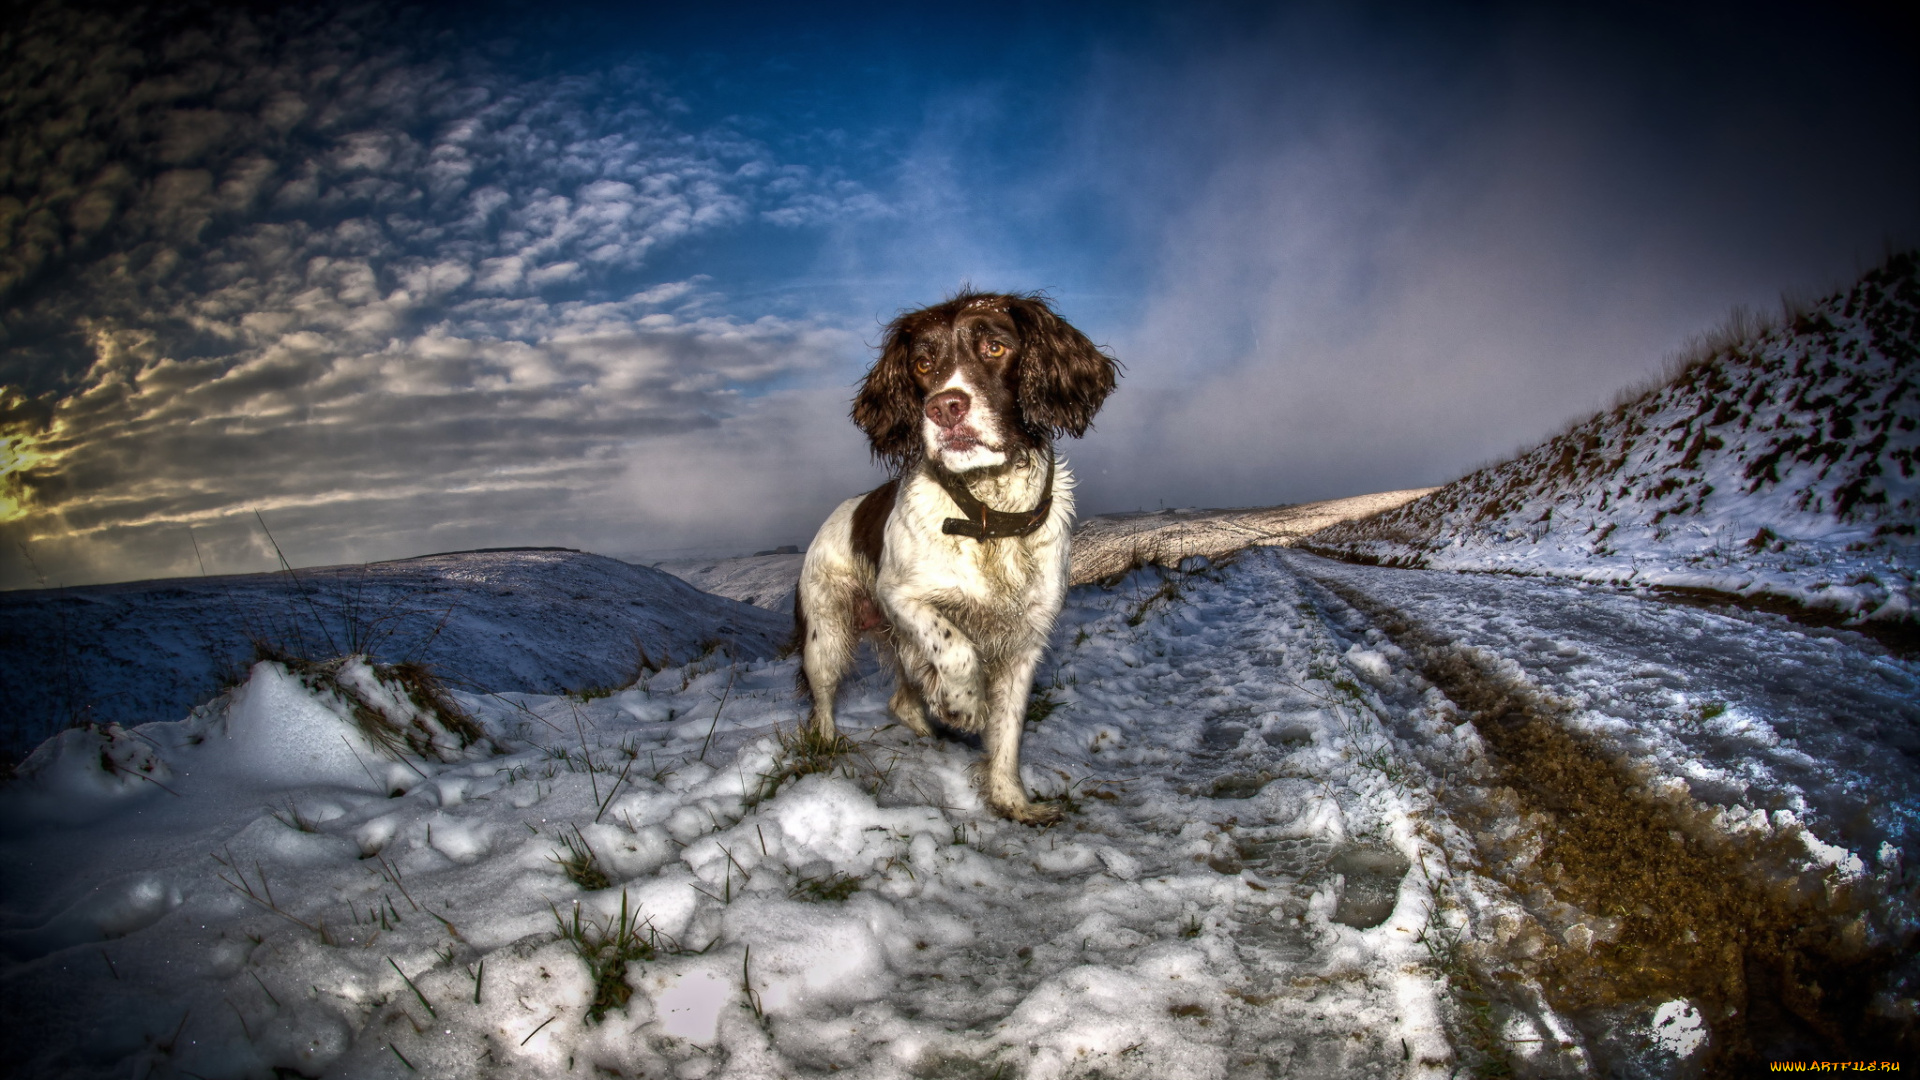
{"left": 931, "top": 449, "right": 1055, "bottom": 541}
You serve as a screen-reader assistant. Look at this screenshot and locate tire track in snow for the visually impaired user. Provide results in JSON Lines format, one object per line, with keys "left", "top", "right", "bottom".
{"left": 992, "top": 549, "right": 1539, "bottom": 1076}
{"left": 1296, "top": 560, "right": 1914, "bottom": 1068}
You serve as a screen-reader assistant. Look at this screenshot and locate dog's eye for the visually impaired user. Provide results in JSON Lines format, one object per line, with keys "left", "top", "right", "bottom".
{"left": 983, "top": 341, "right": 1008, "bottom": 359}
{"left": 913, "top": 356, "right": 932, "bottom": 374}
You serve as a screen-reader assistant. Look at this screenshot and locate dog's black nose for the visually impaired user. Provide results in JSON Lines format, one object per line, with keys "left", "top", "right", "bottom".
{"left": 925, "top": 389, "right": 971, "bottom": 428}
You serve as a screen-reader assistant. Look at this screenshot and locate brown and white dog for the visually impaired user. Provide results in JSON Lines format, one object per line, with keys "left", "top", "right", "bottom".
{"left": 794, "top": 292, "right": 1118, "bottom": 824}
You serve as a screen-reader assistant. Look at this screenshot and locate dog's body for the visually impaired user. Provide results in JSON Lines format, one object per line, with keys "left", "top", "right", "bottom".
{"left": 795, "top": 292, "right": 1118, "bottom": 824}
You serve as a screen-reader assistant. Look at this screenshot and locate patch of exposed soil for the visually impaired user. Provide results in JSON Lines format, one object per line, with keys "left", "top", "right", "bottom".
{"left": 1310, "top": 577, "right": 1916, "bottom": 1073}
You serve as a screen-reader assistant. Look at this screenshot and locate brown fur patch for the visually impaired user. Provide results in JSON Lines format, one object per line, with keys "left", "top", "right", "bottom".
{"left": 852, "top": 479, "right": 897, "bottom": 568}
{"left": 851, "top": 290, "right": 1119, "bottom": 468}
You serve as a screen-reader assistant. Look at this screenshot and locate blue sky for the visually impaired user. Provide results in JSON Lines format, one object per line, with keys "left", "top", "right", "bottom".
{"left": 2, "top": 0, "right": 1915, "bottom": 588}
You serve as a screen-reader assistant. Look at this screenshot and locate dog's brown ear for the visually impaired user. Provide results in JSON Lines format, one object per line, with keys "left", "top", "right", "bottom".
{"left": 1008, "top": 295, "right": 1120, "bottom": 440}
{"left": 851, "top": 321, "right": 922, "bottom": 468}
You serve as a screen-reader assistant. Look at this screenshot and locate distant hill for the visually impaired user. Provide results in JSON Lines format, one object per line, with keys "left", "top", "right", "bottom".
{"left": 1065, "top": 489, "right": 1433, "bottom": 584}
{"left": 0, "top": 549, "right": 787, "bottom": 763}
{"left": 653, "top": 551, "right": 806, "bottom": 613}
{"left": 1308, "top": 252, "right": 1919, "bottom": 623}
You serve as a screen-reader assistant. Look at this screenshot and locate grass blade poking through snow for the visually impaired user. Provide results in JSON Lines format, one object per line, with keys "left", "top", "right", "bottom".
{"left": 387, "top": 956, "right": 436, "bottom": 1019}
{"left": 551, "top": 889, "right": 656, "bottom": 1023}
{"left": 744, "top": 944, "right": 765, "bottom": 1022}
{"left": 551, "top": 824, "right": 612, "bottom": 891}
{"left": 210, "top": 848, "right": 334, "bottom": 944}
{"left": 745, "top": 722, "right": 862, "bottom": 808}
{"left": 698, "top": 669, "right": 736, "bottom": 763}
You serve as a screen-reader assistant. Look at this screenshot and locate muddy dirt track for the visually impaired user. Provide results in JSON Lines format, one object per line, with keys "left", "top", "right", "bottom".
{"left": 1296, "top": 554, "right": 1918, "bottom": 1072}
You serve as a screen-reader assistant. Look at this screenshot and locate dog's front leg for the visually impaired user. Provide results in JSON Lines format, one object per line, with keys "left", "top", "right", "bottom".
{"left": 981, "top": 650, "right": 1060, "bottom": 825}
{"left": 885, "top": 651, "right": 935, "bottom": 737}
{"left": 882, "top": 595, "right": 986, "bottom": 731}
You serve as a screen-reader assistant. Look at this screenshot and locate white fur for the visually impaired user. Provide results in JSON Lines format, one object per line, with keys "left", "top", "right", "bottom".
{"left": 921, "top": 367, "right": 1013, "bottom": 473}
{"left": 798, "top": 449, "right": 1073, "bottom": 824}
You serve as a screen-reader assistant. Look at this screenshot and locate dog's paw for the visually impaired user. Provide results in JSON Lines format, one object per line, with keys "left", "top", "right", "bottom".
{"left": 889, "top": 687, "right": 934, "bottom": 736}
{"left": 998, "top": 798, "right": 1064, "bottom": 827}
{"left": 935, "top": 684, "right": 987, "bottom": 732}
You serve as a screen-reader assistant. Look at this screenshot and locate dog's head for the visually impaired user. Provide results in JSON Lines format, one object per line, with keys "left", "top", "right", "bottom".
{"left": 852, "top": 291, "right": 1119, "bottom": 473}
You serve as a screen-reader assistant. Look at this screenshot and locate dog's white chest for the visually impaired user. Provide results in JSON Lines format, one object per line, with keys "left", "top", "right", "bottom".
{"left": 884, "top": 467, "right": 1066, "bottom": 600}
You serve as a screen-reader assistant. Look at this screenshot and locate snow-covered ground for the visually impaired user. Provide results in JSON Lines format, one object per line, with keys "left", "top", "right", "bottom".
{"left": 5, "top": 547, "right": 1909, "bottom": 1076}
{"left": 0, "top": 549, "right": 788, "bottom": 764}
{"left": 1310, "top": 254, "right": 1920, "bottom": 623}
{"left": 1297, "top": 553, "right": 1920, "bottom": 876}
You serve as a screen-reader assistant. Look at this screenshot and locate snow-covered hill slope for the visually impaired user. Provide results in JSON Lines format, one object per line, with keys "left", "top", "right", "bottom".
{"left": 2, "top": 551, "right": 1909, "bottom": 1077}
{"left": 1308, "top": 253, "right": 1920, "bottom": 622}
{"left": 0, "top": 549, "right": 787, "bottom": 763}
{"left": 1067, "top": 489, "right": 1435, "bottom": 584}
{"left": 652, "top": 551, "right": 806, "bottom": 612}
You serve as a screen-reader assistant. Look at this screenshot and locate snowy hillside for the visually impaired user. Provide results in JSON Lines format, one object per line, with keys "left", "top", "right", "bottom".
{"left": 1067, "top": 489, "right": 1434, "bottom": 584}
{"left": 0, "top": 549, "right": 787, "bottom": 764}
{"left": 1309, "top": 253, "right": 1920, "bottom": 623}
{"left": 653, "top": 551, "right": 807, "bottom": 613}
{"left": 3, "top": 550, "right": 1911, "bottom": 1076}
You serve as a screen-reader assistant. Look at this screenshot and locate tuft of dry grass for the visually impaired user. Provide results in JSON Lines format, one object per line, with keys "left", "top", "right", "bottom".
{"left": 267, "top": 799, "right": 320, "bottom": 833}
{"left": 746, "top": 723, "right": 874, "bottom": 808}
{"left": 789, "top": 869, "right": 862, "bottom": 903}
{"left": 255, "top": 646, "right": 484, "bottom": 762}
{"left": 210, "top": 847, "right": 334, "bottom": 945}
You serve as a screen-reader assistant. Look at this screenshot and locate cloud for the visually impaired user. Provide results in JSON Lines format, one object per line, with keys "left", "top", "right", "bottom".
{"left": 2, "top": 293, "right": 872, "bottom": 587}
{"left": 0, "top": 2, "right": 879, "bottom": 346}
{"left": 0, "top": 0, "right": 886, "bottom": 588}
{"left": 3, "top": 0, "right": 1914, "bottom": 588}
{"left": 1050, "top": 3, "right": 1920, "bottom": 513}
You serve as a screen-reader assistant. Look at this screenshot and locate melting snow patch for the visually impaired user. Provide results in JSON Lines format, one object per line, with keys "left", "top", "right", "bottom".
{"left": 1798, "top": 829, "right": 1867, "bottom": 879}
{"left": 1649, "top": 998, "right": 1707, "bottom": 1058}
{"left": 1344, "top": 645, "right": 1392, "bottom": 681}
{"left": 643, "top": 961, "right": 732, "bottom": 1044}
{"left": 725, "top": 897, "right": 892, "bottom": 1015}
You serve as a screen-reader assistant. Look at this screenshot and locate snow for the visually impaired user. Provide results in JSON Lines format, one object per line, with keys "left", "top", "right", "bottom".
{"left": 1297, "top": 552, "right": 1920, "bottom": 872}
{"left": 0, "top": 549, "right": 788, "bottom": 764}
{"left": 644, "top": 489, "right": 1441, "bottom": 628}
{"left": 0, "top": 550, "right": 1457, "bottom": 1076}
{"left": 3, "top": 540, "right": 1912, "bottom": 1074}
{"left": 1310, "top": 254, "right": 1920, "bottom": 621}
{"left": 653, "top": 552, "right": 807, "bottom": 613}
{"left": 212, "top": 663, "right": 395, "bottom": 791}
{"left": 1648, "top": 999, "right": 1706, "bottom": 1058}
{"left": 1068, "top": 489, "right": 1436, "bottom": 585}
